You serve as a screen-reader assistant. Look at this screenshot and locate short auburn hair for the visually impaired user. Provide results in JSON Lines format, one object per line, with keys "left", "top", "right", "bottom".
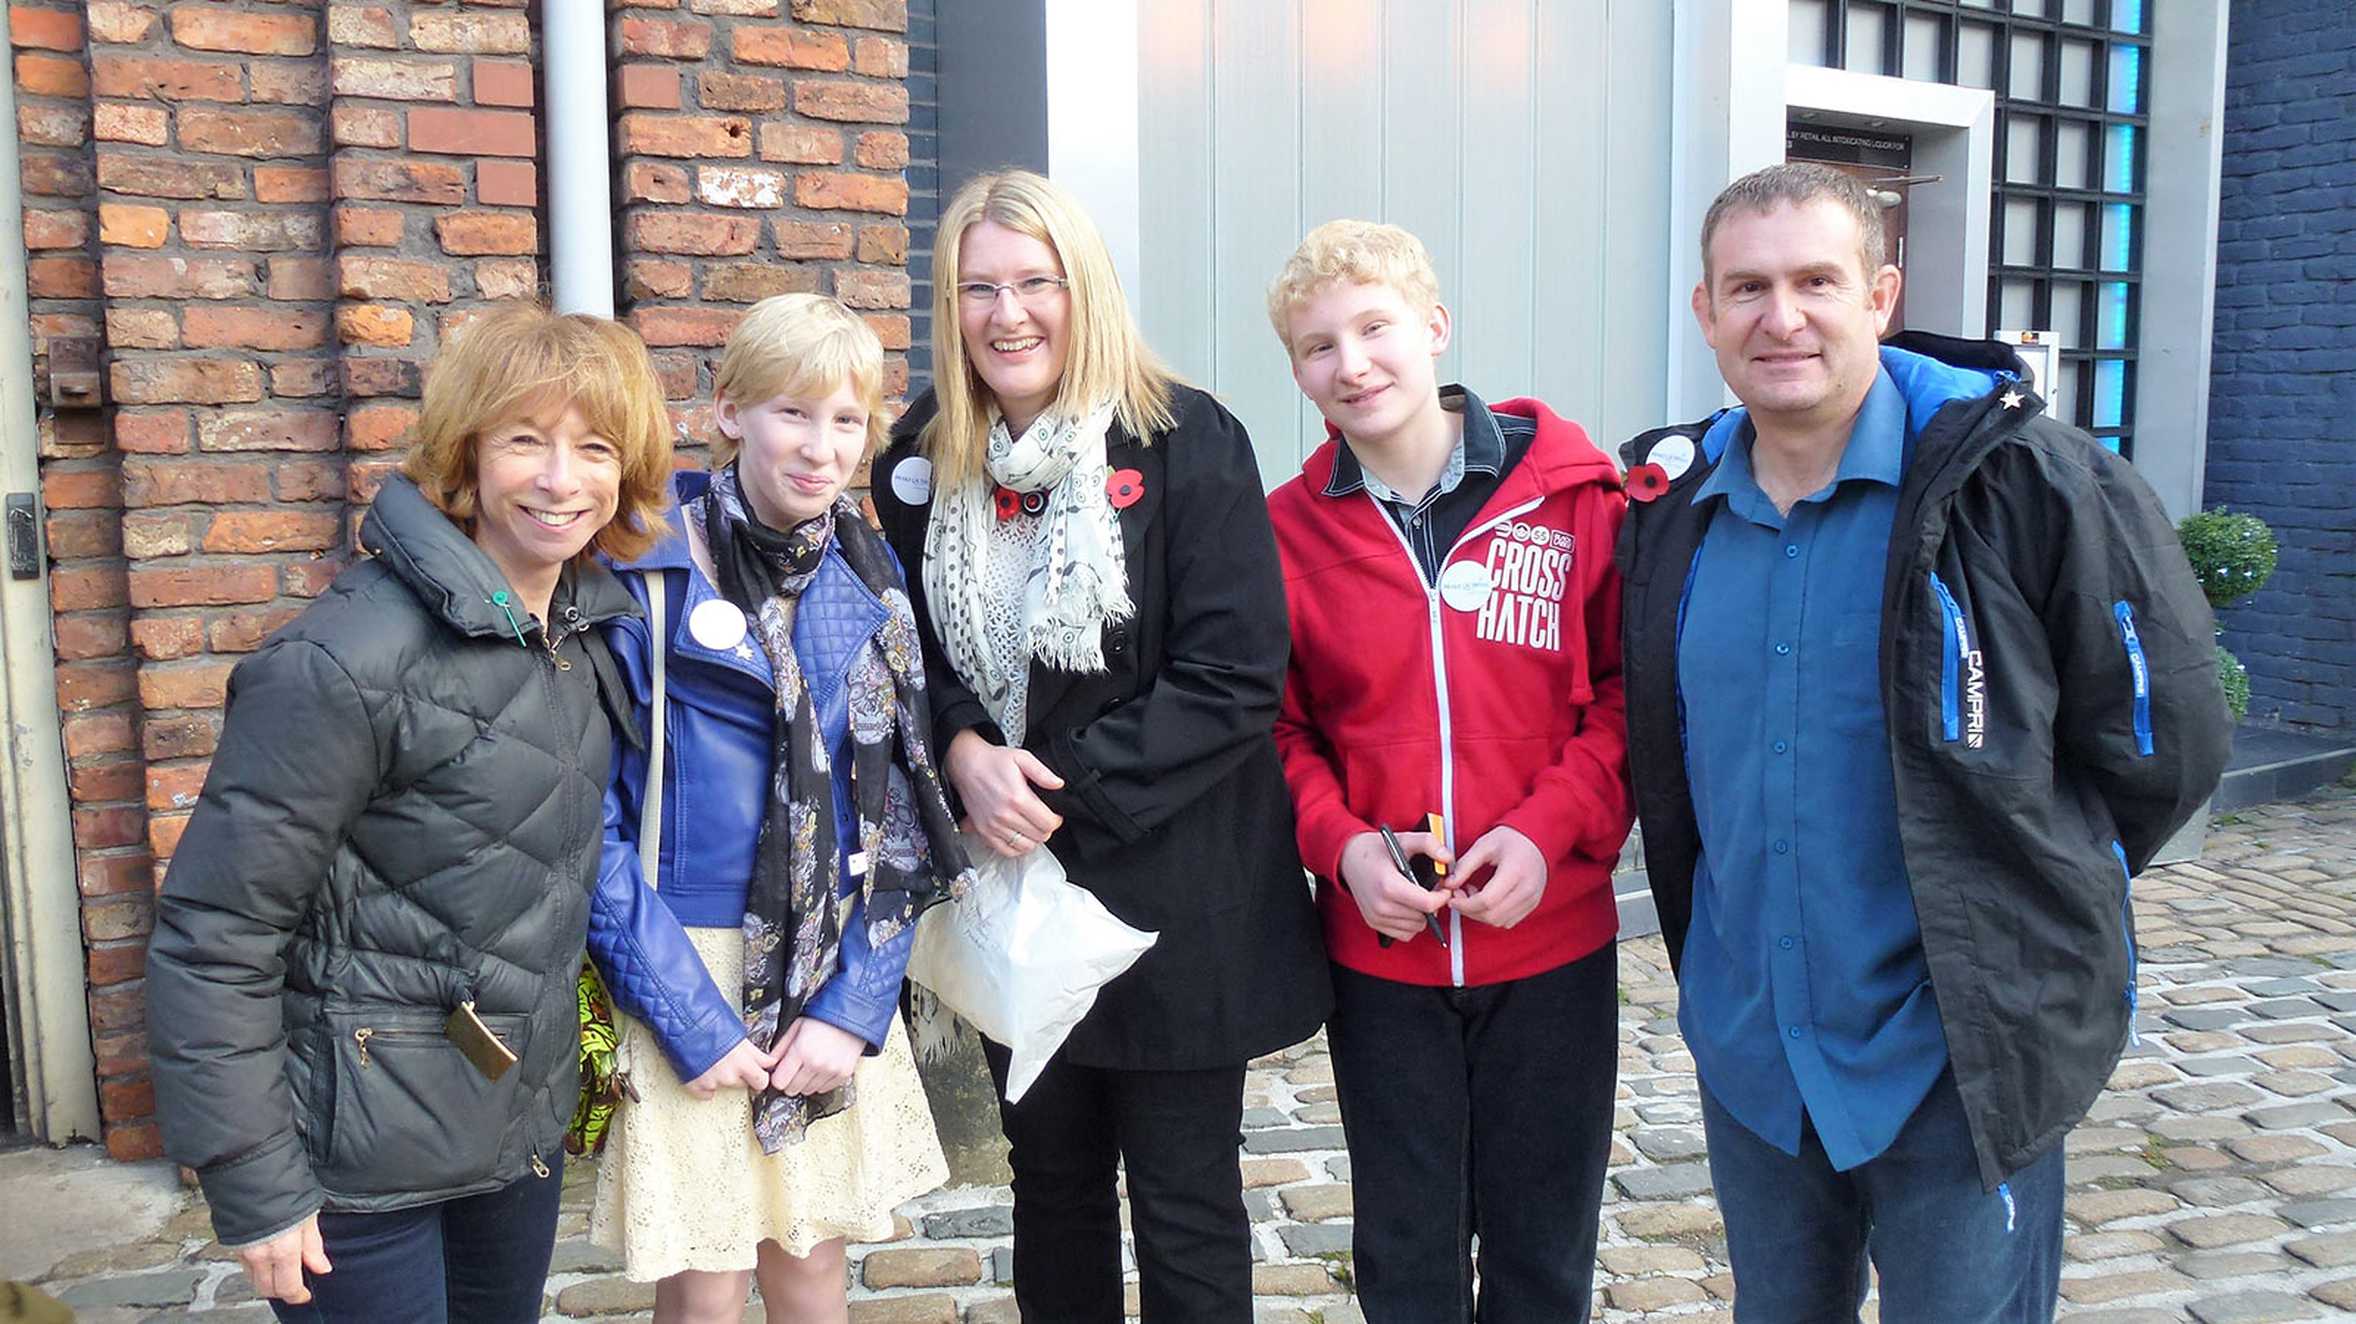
{"left": 1266, "top": 219, "right": 1444, "bottom": 356}
{"left": 401, "top": 302, "right": 674, "bottom": 562}
{"left": 712, "top": 293, "right": 890, "bottom": 466}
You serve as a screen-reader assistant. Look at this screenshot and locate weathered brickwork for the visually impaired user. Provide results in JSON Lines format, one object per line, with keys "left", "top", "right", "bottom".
{"left": 10, "top": 0, "right": 911, "bottom": 1159}
{"left": 905, "top": 0, "right": 936, "bottom": 390}
{"left": 2204, "top": 0, "right": 2356, "bottom": 732}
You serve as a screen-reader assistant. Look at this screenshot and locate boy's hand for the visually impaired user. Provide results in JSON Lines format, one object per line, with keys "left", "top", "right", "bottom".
{"left": 946, "top": 729, "right": 1064, "bottom": 858}
{"left": 1447, "top": 825, "right": 1547, "bottom": 929}
{"left": 1337, "top": 831, "right": 1453, "bottom": 943}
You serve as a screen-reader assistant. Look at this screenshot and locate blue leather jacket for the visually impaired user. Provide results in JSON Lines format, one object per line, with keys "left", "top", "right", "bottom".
{"left": 589, "top": 482, "right": 914, "bottom": 1081}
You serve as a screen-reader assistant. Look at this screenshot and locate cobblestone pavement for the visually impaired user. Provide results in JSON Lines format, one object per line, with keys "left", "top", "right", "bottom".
{"left": 20, "top": 783, "right": 2356, "bottom": 1322}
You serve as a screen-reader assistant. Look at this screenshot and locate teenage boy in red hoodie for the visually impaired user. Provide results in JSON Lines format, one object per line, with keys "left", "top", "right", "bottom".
{"left": 1265, "top": 220, "right": 1631, "bottom": 1322}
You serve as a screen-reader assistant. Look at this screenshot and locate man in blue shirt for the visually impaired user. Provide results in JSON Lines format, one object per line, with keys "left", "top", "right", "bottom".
{"left": 1616, "top": 163, "right": 2229, "bottom": 1320}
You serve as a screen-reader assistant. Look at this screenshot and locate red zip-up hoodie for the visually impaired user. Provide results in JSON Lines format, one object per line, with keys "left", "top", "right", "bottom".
{"left": 1269, "top": 398, "right": 1631, "bottom": 987}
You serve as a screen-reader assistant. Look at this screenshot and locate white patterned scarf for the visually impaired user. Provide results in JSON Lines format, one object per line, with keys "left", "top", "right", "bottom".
{"left": 921, "top": 403, "right": 1130, "bottom": 736}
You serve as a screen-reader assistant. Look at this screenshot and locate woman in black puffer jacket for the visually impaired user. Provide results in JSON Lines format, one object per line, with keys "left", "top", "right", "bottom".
{"left": 147, "top": 305, "right": 674, "bottom": 1323}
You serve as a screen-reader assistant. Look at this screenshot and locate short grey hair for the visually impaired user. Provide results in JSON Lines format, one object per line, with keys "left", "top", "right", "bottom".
{"left": 1699, "top": 161, "right": 1888, "bottom": 286}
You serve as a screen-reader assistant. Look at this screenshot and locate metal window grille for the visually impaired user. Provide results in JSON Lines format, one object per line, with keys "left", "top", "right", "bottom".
{"left": 1790, "top": 0, "right": 2150, "bottom": 455}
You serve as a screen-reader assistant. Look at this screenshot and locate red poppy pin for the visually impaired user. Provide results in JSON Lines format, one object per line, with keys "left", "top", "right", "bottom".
{"left": 1624, "top": 462, "right": 1671, "bottom": 503}
{"left": 1106, "top": 468, "right": 1145, "bottom": 510}
{"left": 992, "top": 486, "right": 1022, "bottom": 521}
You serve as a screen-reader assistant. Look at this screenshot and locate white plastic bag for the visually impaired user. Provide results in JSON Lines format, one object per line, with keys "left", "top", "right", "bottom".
{"left": 907, "top": 835, "right": 1156, "bottom": 1103}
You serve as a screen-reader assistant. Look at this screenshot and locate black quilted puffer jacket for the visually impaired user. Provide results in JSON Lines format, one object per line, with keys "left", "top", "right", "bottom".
{"left": 147, "top": 475, "right": 641, "bottom": 1248}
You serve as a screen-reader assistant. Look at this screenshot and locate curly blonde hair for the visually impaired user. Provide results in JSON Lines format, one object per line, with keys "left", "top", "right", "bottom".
{"left": 1266, "top": 219, "right": 1443, "bottom": 356}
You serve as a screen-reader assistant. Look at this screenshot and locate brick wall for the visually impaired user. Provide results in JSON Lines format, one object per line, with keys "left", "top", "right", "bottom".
{"left": 905, "top": 0, "right": 936, "bottom": 390}
{"left": 2203, "top": 0, "right": 2356, "bottom": 733}
{"left": 9, "top": 0, "right": 913, "bottom": 1158}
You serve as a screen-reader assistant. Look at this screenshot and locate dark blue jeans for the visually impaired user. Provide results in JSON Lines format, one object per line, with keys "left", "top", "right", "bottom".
{"left": 1700, "top": 1071, "right": 2062, "bottom": 1324}
{"left": 1328, "top": 944, "right": 1619, "bottom": 1324}
{"left": 267, "top": 1154, "right": 563, "bottom": 1324}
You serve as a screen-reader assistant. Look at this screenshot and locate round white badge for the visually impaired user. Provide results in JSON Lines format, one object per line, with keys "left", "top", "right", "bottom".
{"left": 1650, "top": 433, "right": 1696, "bottom": 482}
{"left": 1438, "top": 559, "right": 1494, "bottom": 613}
{"left": 890, "top": 456, "right": 933, "bottom": 505}
{"left": 688, "top": 598, "right": 748, "bottom": 651}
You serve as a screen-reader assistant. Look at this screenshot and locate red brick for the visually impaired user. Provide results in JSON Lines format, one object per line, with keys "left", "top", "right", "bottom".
{"left": 758, "top": 121, "right": 840, "bottom": 164}
{"left": 110, "top": 359, "right": 264, "bottom": 406}
{"left": 329, "top": 56, "right": 457, "bottom": 102}
{"left": 9, "top": 6, "right": 84, "bottom": 52}
{"left": 794, "top": 79, "right": 907, "bottom": 124}
{"left": 283, "top": 555, "right": 349, "bottom": 597}
{"left": 339, "top": 255, "right": 452, "bottom": 303}
{"left": 255, "top": 165, "right": 330, "bottom": 203}
{"left": 17, "top": 100, "right": 87, "bottom": 147}
{"left": 181, "top": 307, "right": 328, "bottom": 352}
{"left": 83, "top": 898, "right": 152, "bottom": 945}
{"left": 855, "top": 129, "right": 909, "bottom": 169}
{"left": 477, "top": 158, "right": 536, "bottom": 206}
{"left": 773, "top": 219, "right": 854, "bottom": 259}
{"left": 46, "top": 509, "right": 122, "bottom": 559}
{"left": 137, "top": 659, "right": 236, "bottom": 710}
{"left": 272, "top": 359, "right": 337, "bottom": 398}
{"left": 20, "top": 150, "right": 92, "bottom": 197}
{"left": 627, "top": 211, "right": 761, "bottom": 256}
{"left": 835, "top": 268, "right": 910, "bottom": 310}
{"left": 147, "top": 812, "right": 186, "bottom": 857}
{"left": 106, "top": 1120, "right": 165, "bottom": 1162}
{"left": 93, "top": 102, "right": 168, "bottom": 145}
{"left": 696, "top": 70, "right": 785, "bottom": 112}
{"left": 102, "top": 254, "right": 255, "bottom": 299}
{"left": 114, "top": 409, "right": 189, "bottom": 452}
{"left": 88, "top": 982, "right": 147, "bottom": 1036}
{"left": 332, "top": 104, "right": 402, "bottom": 149}
{"left": 121, "top": 510, "right": 191, "bottom": 558}
{"left": 209, "top": 605, "right": 304, "bottom": 653}
{"left": 14, "top": 50, "right": 85, "bottom": 97}
{"left": 50, "top": 570, "right": 128, "bottom": 618}
{"left": 250, "top": 60, "right": 328, "bottom": 107}
{"left": 88, "top": 942, "right": 147, "bottom": 987}
{"left": 84, "top": 1, "right": 154, "bottom": 44}
{"left": 97, "top": 154, "right": 244, "bottom": 201}
{"left": 343, "top": 357, "right": 419, "bottom": 397}
{"left": 408, "top": 106, "right": 535, "bottom": 158}
{"left": 631, "top": 305, "right": 745, "bottom": 348}
{"left": 618, "top": 15, "right": 710, "bottom": 59}
{"left": 26, "top": 256, "right": 96, "bottom": 298}
{"left": 78, "top": 848, "right": 150, "bottom": 896}
{"left": 170, "top": 8, "right": 316, "bottom": 56}
{"left": 347, "top": 403, "right": 415, "bottom": 450}
{"left": 74, "top": 804, "right": 145, "bottom": 851}
{"left": 199, "top": 407, "right": 341, "bottom": 453}
{"left": 91, "top": 55, "right": 244, "bottom": 102}
{"left": 122, "top": 458, "right": 272, "bottom": 506}
{"left": 733, "top": 26, "right": 847, "bottom": 70}
{"left": 857, "top": 223, "right": 909, "bottom": 264}
{"left": 702, "top": 263, "right": 818, "bottom": 303}
{"left": 334, "top": 158, "right": 466, "bottom": 204}
{"left": 128, "top": 565, "right": 277, "bottom": 609}
{"left": 696, "top": 164, "right": 785, "bottom": 208}
{"left": 179, "top": 209, "right": 325, "bottom": 252}
{"left": 56, "top": 659, "right": 136, "bottom": 709}
{"left": 272, "top": 458, "right": 346, "bottom": 503}
{"left": 623, "top": 161, "right": 691, "bottom": 204}
{"left": 177, "top": 106, "right": 321, "bottom": 158}
{"left": 853, "top": 35, "right": 908, "bottom": 77}
{"left": 624, "top": 258, "right": 693, "bottom": 301}
{"left": 617, "top": 63, "right": 681, "bottom": 110}
{"left": 127, "top": 616, "right": 203, "bottom": 661}
{"left": 335, "top": 207, "right": 404, "bottom": 247}
{"left": 43, "top": 467, "right": 121, "bottom": 511}
{"left": 142, "top": 713, "right": 218, "bottom": 761}
{"left": 436, "top": 211, "right": 537, "bottom": 255}
{"left": 408, "top": 9, "right": 527, "bottom": 53}
{"left": 336, "top": 304, "right": 414, "bottom": 347}
{"left": 55, "top": 613, "right": 130, "bottom": 662}
{"left": 863, "top": 313, "right": 910, "bottom": 350}
{"left": 267, "top": 256, "right": 332, "bottom": 300}
{"left": 474, "top": 258, "right": 537, "bottom": 301}
{"left": 204, "top": 511, "right": 340, "bottom": 554}
{"left": 325, "top": 4, "right": 397, "bottom": 48}
{"left": 651, "top": 352, "right": 698, "bottom": 400}
{"left": 796, "top": 170, "right": 906, "bottom": 215}
{"left": 475, "top": 59, "right": 534, "bottom": 107}
{"left": 619, "top": 112, "right": 751, "bottom": 158}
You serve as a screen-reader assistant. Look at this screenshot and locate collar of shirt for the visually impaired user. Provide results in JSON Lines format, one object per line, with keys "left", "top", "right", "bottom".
{"left": 1691, "top": 368, "right": 1906, "bottom": 527}
{"left": 1322, "top": 384, "right": 1504, "bottom": 503}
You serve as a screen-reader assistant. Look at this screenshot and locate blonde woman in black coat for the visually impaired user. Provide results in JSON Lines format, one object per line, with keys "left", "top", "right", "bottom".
{"left": 873, "top": 169, "right": 1329, "bottom": 1320}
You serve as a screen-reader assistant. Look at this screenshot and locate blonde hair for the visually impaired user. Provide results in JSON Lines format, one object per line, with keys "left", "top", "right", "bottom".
{"left": 712, "top": 293, "right": 889, "bottom": 465}
{"left": 925, "top": 169, "right": 1174, "bottom": 485}
{"left": 403, "top": 302, "right": 674, "bottom": 563}
{"left": 1266, "top": 219, "right": 1444, "bottom": 356}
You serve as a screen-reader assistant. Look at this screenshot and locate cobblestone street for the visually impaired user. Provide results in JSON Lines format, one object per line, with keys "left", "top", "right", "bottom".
{"left": 15, "top": 783, "right": 2356, "bottom": 1322}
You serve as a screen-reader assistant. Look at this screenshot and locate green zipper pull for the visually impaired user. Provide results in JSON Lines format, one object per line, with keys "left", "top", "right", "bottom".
{"left": 489, "top": 589, "right": 530, "bottom": 648}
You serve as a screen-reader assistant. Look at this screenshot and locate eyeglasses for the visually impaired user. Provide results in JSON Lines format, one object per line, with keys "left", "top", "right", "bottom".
{"left": 955, "top": 275, "right": 1070, "bottom": 307}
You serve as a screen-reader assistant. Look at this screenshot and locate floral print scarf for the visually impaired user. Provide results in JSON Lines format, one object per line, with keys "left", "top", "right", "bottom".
{"left": 699, "top": 465, "right": 972, "bottom": 1152}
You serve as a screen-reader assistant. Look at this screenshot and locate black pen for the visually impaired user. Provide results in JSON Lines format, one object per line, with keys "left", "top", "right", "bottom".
{"left": 1376, "top": 823, "right": 1449, "bottom": 949}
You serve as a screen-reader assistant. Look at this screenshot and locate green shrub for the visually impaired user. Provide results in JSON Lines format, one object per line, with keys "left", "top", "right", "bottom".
{"left": 2176, "top": 508, "right": 2278, "bottom": 610}
{"left": 2217, "top": 644, "right": 2250, "bottom": 721}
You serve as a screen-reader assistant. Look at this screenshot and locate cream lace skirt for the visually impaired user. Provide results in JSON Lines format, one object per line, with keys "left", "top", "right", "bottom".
{"left": 589, "top": 926, "right": 949, "bottom": 1279}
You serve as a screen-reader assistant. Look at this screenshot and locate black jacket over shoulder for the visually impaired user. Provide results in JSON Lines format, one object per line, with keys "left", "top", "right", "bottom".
{"left": 874, "top": 385, "right": 1330, "bottom": 1070}
{"left": 148, "top": 475, "right": 640, "bottom": 1247}
{"left": 1617, "top": 333, "right": 2231, "bottom": 1189}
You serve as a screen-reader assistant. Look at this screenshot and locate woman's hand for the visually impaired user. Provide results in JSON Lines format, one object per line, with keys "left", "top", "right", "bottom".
{"left": 236, "top": 1213, "right": 331, "bottom": 1304}
{"left": 682, "top": 1035, "right": 780, "bottom": 1099}
{"left": 770, "top": 1017, "right": 866, "bottom": 1096}
{"left": 945, "top": 728, "right": 1064, "bottom": 858}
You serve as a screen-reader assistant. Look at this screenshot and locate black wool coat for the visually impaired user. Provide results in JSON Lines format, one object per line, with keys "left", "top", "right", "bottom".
{"left": 874, "top": 385, "right": 1331, "bottom": 1070}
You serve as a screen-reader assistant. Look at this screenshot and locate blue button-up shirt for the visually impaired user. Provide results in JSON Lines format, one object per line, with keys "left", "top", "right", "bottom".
{"left": 1675, "top": 368, "right": 1949, "bottom": 1172}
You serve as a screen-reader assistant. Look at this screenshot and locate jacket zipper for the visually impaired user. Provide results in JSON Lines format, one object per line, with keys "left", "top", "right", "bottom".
{"left": 2111, "top": 839, "right": 2138, "bottom": 1045}
{"left": 1363, "top": 491, "right": 1545, "bottom": 988}
{"left": 1928, "top": 572, "right": 1966, "bottom": 742}
{"left": 2113, "top": 601, "right": 2154, "bottom": 757}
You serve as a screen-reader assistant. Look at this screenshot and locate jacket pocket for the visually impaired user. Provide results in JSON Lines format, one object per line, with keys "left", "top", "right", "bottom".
{"left": 2111, "top": 839, "right": 2139, "bottom": 1045}
{"left": 322, "top": 1008, "right": 533, "bottom": 1196}
{"left": 2113, "top": 601, "right": 2155, "bottom": 757}
{"left": 1928, "top": 572, "right": 1967, "bottom": 743}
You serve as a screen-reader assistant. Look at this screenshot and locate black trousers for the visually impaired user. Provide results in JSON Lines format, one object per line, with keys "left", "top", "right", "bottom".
{"left": 1328, "top": 943, "right": 1620, "bottom": 1323}
{"left": 983, "top": 1040, "right": 1251, "bottom": 1322}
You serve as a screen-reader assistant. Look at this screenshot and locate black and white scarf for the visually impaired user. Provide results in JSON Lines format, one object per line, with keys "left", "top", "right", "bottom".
{"left": 698, "top": 465, "right": 972, "bottom": 1153}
